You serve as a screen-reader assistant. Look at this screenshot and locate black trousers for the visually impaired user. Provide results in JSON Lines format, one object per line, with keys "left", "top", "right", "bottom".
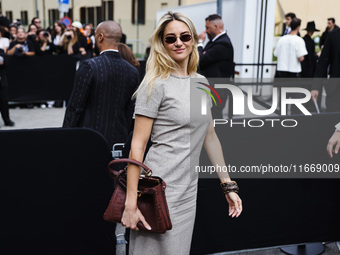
{"left": 275, "top": 70, "right": 300, "bottom": 78}
{"left": 0, "top": 86, "right": 11, "bottom": 123}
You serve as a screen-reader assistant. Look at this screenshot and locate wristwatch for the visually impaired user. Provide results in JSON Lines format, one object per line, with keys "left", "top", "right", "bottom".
{"left": 335, "top": 122, "right": 340, "bottom": 132}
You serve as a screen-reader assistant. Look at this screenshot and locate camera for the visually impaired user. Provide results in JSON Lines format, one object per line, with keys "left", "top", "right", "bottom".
{"left": 29, "top": 34, "right": 36, "bottom": 40}
{"left": 14, "top": 47, "right": 24, "bottom": 56}
{"left": 43, "top": 31, "right": 49, "bottom": 37}
{"left": 65, "top": 31, "right": 73, "bottom": 41}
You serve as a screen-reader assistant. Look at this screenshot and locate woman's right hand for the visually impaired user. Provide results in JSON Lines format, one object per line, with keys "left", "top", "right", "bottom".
{"left": 121, "top": 204, "right": 152, "bottom": 231}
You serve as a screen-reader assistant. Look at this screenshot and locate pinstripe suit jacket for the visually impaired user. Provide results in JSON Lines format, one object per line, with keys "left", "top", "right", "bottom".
{"left": 63, "top": 51, "right": 139, "bottom": 148}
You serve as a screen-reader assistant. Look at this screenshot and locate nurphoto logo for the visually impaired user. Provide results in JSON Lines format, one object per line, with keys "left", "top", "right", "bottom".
{"left": 197, "top": 82, "right": 312, "bottom": 128}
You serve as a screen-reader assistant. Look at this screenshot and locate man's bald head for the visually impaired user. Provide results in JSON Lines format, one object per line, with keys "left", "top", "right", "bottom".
{"left": 94, "top": 21, "right": 123, "bottom": 53}
{"left": 96, "top": 21, "right": 122, "bottom": 43}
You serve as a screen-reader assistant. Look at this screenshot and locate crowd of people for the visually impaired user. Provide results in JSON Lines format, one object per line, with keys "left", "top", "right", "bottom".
{"left": 275, "top": 12, "right": 340, "bottom": 158}
{"left": 0, "top": 15, "right": 134, "bottom": 127}
{"left": 0, "top": 17, "right": 95, "bottom": 59}
{"left": 1, "top": 7, "right": 340, "bottom": 254}
{"left": 275, "top": 13, "right": 340, "bottom": 113}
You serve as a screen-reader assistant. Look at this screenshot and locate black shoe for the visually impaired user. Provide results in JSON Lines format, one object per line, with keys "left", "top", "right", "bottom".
{"left": 4, "top": 120, "right": 15, "bottom": 126}
{"left": 53, "top": 101, "right": 63, "bottom": 108}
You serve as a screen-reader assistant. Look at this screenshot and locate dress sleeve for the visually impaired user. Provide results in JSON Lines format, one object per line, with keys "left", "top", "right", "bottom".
{"left": 135, "top": 81, "right": 164, "bottom": 118}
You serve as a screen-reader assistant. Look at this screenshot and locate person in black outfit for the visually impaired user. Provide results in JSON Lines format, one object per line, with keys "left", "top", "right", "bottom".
{"left": 58, "top": 28, "right": 80, "bottom": 57}
{"left": 301, "top": 21, "right": 319, "bottom": 78}
{"left": 63, "top": 22, "right": 139, "bottom": 254}
{"left": 35, "top": 29, "right": 55, "bottom": 55}
{"left": 301, "top": 21, "right": 321, "bottom": 112}
{"left": 198, "top": 14, "right": 235, "bottom": 119}
{"left": 26, "top": 24, "right": 38, "bottom": 44}
{"left": 31, "top": 17, "right": 42, "bottom": 29}
{"left": 320, "top": 18, "right": 339, "bottom": 49}
{"left": 51, "top": 21, "right": 65, "bottom": 52}
{"left": 120, "top": 33, "right": 126, "bottom": 44}
{"left": 0, "top": 48, "right": 15, "bottom": 127}
{"left": 74, "top": 27, "right": 89, "bottom": 59}
{"left": 7, "top": 27, "right": 35, "bottom": 56}
{"left": 63, "top": 20, "right": 139, "bottom": 160}
{"left": 0, "top": 14, "right": 10, "bottom": 38}
{"left": 83, "top": 24, "right": 94, "bottom": 58}
{"left": 9, "top": 25, "right": 18, "bottom": 42}
{"left": 312, "top": 27, "right": 340, "bottom": 112}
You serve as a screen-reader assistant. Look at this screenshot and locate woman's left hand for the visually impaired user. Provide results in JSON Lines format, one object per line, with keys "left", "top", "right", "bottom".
{"left": 225, "top": 192, "right": 242, "bottom": 218}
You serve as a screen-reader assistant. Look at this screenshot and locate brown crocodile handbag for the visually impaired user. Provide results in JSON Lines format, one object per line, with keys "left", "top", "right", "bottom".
{"left": 103, "top": 158, "right": 172, "bottom": 233}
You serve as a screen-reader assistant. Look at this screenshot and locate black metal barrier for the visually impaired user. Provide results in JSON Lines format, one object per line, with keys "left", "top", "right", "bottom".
{"left": 6, "top": 57, "right": 147, "bottom": 103}
{"left": 7, "top": 55, "right": 77, "bottom": 102}
{"left": 191, "top": 112, "right": 340, "bottom": 254}
{"left": 0, "top": 128, "right": 115, "bottom": 255}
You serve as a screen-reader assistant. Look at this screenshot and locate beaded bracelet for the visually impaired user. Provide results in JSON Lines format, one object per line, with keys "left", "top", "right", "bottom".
{"left": 220, "top": 181, "right": 239, "bottom": 194}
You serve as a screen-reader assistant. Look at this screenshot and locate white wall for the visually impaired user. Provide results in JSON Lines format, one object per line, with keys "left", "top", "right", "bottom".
{"left": 157, "top": 0, "right": 276, "bottom": 79}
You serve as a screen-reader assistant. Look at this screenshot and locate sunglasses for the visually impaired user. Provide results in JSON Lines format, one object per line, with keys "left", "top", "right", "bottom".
{"left": 164, "top": 34, "right": 192, "bottom": 44}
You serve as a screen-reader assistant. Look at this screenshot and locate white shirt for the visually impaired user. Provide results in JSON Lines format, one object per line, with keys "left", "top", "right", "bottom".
{"left": 198, "top": 31, "right": 226, "bottom": 48}
{"left": 335, "top": 122, "right": 340, "bottom": 131}
{"left": 100, "top": 49, "right": 119, "bottom": 54}
{"left": 212, "top": 31, "right": 226, "bottom": 42}
{"left": 0, "top": 37, "right": 10, "bottom": 50}
{"left": 283, "top": 27, "right": 291, "bottom": 36}
{"left": 274, "top": 34, "right": 307, "bottom": 73}
{"left": 53, "top": 35, "right": 61, "bottom": 46}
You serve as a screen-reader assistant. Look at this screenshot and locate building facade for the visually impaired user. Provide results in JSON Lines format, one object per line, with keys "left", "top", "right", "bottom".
{"left": 278, "top": 0, "right": 340, "bottom": 38}
{"left": 0, "top": 0, "right": 199, "bottom": 57}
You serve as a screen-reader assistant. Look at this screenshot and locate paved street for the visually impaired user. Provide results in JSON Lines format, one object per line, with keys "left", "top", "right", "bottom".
{"left": 0, "top": 106, "right": 66, "bottom": 130}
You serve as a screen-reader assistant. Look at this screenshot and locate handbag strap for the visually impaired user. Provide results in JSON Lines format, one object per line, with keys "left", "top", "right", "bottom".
{"left": 108, "top": 158, "right": 152, "bottom": 178}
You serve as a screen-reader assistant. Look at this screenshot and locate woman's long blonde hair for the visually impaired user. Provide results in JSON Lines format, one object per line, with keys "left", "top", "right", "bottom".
{"left": 134, "top": 11, "right": 199, "bottom": 98}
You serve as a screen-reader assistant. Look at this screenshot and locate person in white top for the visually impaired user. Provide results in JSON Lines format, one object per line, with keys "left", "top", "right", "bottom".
{"left": 52, "top": 21, "right": 65, "bottom": 47}
{"left": 274, "top": 18, "right": 308, "bottom": 115}
{"left": 274, "top": 18, "right": 307, "bottom": 78}
{"left": 0, "top": 27, "right": 10, "bottom": 52}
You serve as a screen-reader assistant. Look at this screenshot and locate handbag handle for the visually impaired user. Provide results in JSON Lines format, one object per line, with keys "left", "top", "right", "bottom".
{"left": 108, "top": 158, "right": 153, "bottom": 177}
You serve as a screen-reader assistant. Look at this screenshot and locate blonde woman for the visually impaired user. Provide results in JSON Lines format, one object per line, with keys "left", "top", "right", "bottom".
{"left": 122, "top": 11, "right": 242, "bottom": 254}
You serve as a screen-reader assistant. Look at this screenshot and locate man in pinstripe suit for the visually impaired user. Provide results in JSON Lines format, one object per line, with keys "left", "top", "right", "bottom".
{"left": 63, "top": 20, "right": 139, "bottom": 150}
{"left": 63, "top": 21, "right": 139, "bottom": 254}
